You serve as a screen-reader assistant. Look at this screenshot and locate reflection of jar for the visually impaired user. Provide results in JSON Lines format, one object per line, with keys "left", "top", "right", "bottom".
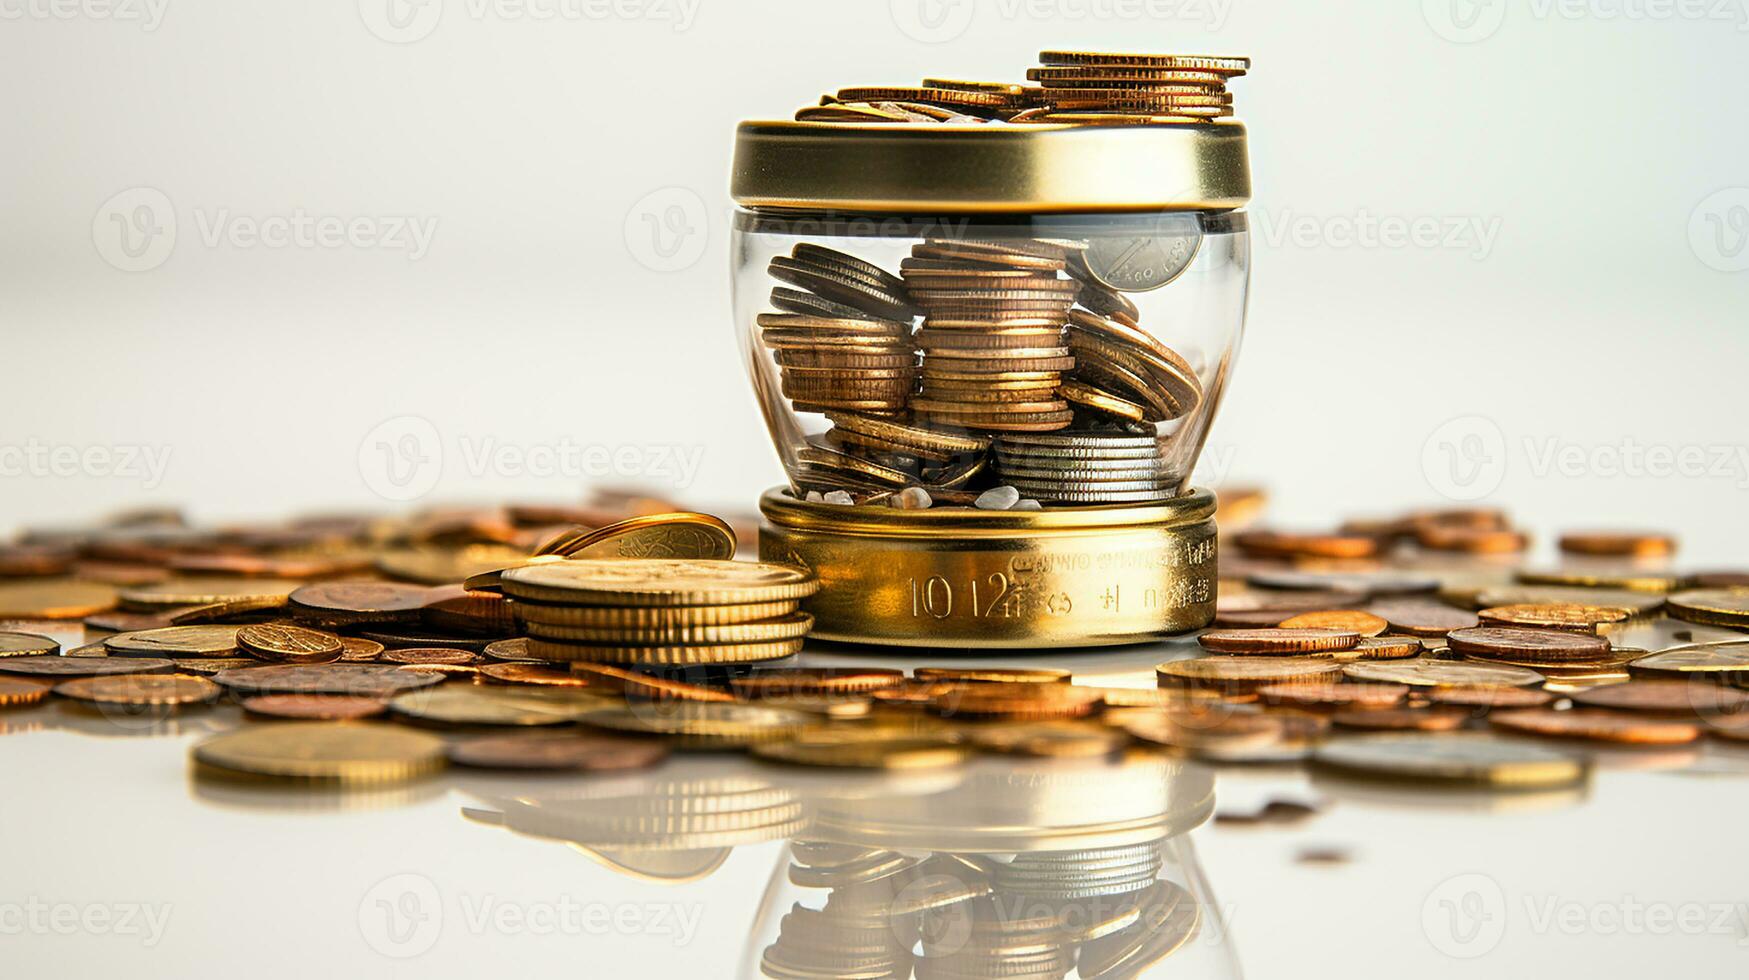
{"left": 730, "top": 121, "right": 1250, "bottom": 647}
{"left": 739, "top": 755, "right": 1239, "bottom": 980}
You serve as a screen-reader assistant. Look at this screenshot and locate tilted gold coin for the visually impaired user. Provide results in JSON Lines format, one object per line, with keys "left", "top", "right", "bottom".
{"left": 1627, "top": 642, "right": 1749, "bottom": 680}
{"left": 1569, "top": 680, "right": 1749, "bottom": 717}
{"left": 382, "top": 647, "right": 476, "bottom": 666}
{"left": 535, "top": 512, "right": 739, "bottom": 561}
{"left": 0, "top": 580, "right": 118, "bottom": 619}
{"left": 1340, "top": 636, "right": 1425, "bottom": 661}
{"left": 338, "top": 637, "right": 386, "bottom": 662}
{"left": 0, "top": 631, "right": 60, "bottom": 658}
{"left": 104, "top": 625, "right": 241, "bottom": 658}
{"left": 568, "top": 663, "right": 738, "bottom": 703}
{"left": 0, "top": 678, "right": 51, "bottom": 708}
{"left": 478, "top": 662, "right": 595, "bottom": 688}
{"left": 192, "top": 722, "right": 446, "bottom": 784}
{"left": 388, "top": 686, "right": 601, "bottom": 727}
{"left": 1665, "top": 589, "right": 1749, "bottom": 629}
{"left": 524, "top": 636, "right": 804, "bottom": 666}
{"left": 54, "top": 673, "right": 220, "bottom": 708}
{"left": 119, "top": 577, "right": 299, "bottom": 610}
{"left": 1311, "top": 733, "right": 1587, "bottom": 787}
{"left": 579, "top": 702, "right": 810, "bottom": 749}
{"left": 500, "top": 559, "right": 819, "bottom": 607}
{"left": 1341, "top": 659, "right": 1546, "bottom": 688}
{"left": 523, "top": 611, "right": 814, "bottom": 646}
{"left": 236, "top": 624, "right": 344, "bottom": 664}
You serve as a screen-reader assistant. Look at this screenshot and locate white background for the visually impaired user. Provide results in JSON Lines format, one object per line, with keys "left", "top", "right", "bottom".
{"left": 4, "top": 0, "right": 1747, "bottom": 562}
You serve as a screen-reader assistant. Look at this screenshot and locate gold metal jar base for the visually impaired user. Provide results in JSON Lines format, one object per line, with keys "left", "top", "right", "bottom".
{"left": 759, "top": 487, "right": 1216, "bottom": 650}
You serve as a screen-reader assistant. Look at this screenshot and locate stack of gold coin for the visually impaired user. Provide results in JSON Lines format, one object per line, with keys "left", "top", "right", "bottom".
{"left": 762, "top": 244, "right": 919, "bottom": 418}
{"left": 902, "top": 238, "right": 1084, "bottom": 432}
{"left": 500, "top": 559, "right": 818, "bottom": 666}
{"left": 1062, "top": 308, "right": 1202, "bottom": 427}
{"left": 1016, "top": 51, "right": 1248, "bottom": 125}
{"left": 993, "top": 431, "right": 1171, "bottom": 503}
{"left": 798, "top": 81, "right": 1040, "bottom": 124}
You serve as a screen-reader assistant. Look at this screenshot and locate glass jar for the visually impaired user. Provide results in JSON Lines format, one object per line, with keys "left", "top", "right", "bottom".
{"left": 731, "top": 121, "right": 1250, "bottom": 647}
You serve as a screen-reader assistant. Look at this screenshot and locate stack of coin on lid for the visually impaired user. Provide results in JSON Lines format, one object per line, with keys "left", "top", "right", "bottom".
{"left": 798, "top": 81, "right": 1038, "bottom": 123}
{"left": 1015, "top": 51, "right": 1247, "bottom": 125}
{"left": 993, "top": 431, "right": 1168, "bottom": 504}
{"left": 499, "top": 559, "right": 819, "bottom": 666}
{"left": 902, "top": 238, "right": 1083, "bottom": 433}
{"left": 762, "top": 243, "right": 920, "bottom": 419}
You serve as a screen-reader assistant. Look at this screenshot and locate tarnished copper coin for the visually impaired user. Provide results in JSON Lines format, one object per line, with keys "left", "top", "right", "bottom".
{"left": 1426, "top": 686, "right": 1557, "bottom": 710}
{"left": 1447, "top": 627, "right": 1613, "bottom": 664}
{"left": 1331, "top": 707, "right": 1470, "bottom": 732}
{"left": 0, "top": 678, "right": 51, "bottom": 708}
{"left": 1256, "top": 682, "right": 1409, "bottom": 710}
{"left": 0, "top": 655, "right": 176, "bottom": 678}
{"left": 1558, "top": 530, "right": 1675, "bottom": 558}
{"left": 1276, "top": 611, "right": 1389, "bottom": 637}
{"left": 1198, "top": 629, "right": 1360, "bottom": 655}
{"left": 211, "top": 663, "right": 446, "bottom": 698}
{"left": 236, "top": 624, "right": 343, "bottom": 664}
{"left": 288, "top": 581, "right": 430, "bottom": 625}
{"left": 447, "top": 732, "right": 670, "bottom": 771}
{"left": 240, "top": 694, "right": 388, "bottom": 721}
{"left": 83, "top": 610, "right": 178, "bottom": 632}
{"left": 1312, "top": 733, "right": 1587, "bottom": 787}
{"left": 382, "top": 647, "right": 476, "bottom": 666}
{"left": 0, "top": 631, "right": 60, "bottom": 658}
{"left": 54, "top": 673, "right": 220, "bottom": 708}
{"left": 1489, "top": 708, "right": 1700, "bottom": 745}
{"left": 1568, "top": 680, "right": 1749, "bottom": 717}
{"left": 1476, "top": 603, "right": 1631, "bottom": 632}
{"left": 1366, "top": 600, "right": 1480, "bottom": 637}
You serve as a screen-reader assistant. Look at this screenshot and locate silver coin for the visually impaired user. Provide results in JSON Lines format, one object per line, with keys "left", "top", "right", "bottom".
{"left": 1007, "top": 478, "right": 1176, "bottom": 494}
{"left": 1000, "top": 465, "right": 1166, "bottom": 482}
{"left": 1080, "top": 218, "right": 1203, "bottom": 292}
{"left": 997, "top": 433, "right": 1158, "bottom": 450}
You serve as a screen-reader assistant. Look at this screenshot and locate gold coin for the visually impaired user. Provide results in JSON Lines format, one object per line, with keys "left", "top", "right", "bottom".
{"left": 1341, "top": 659, "right": 1545, "bottom": 688}
{"left": 0, "top": 580, "right": 118, "bottom": 619}
{"left": 913, "top": 667, "right": 1070, "bottom": 684}
{"left": 1516, "top": 568, "right": 1682, "bottom": 593}
{"left": 388, "top": 686, "right": 600, "bottom": 727}
{"left": 1311, "top": 733, "right": 1587, "bottom": 787}
{"left": 0, "top": 678, "right": 50, "bottom": 708}
{"left": 512, "top": 598, "right": 800, "bottom": 629}
{"left": 0, "top": 632, "right": 60, "bottom": 658}
{"left": 794, "top": 446, "right": 915, "bottom": 486}
{"left": 579, "top": 702, "right": 809, "bottom": 749}
{"left": 1665, "top": 589, "right": 1749, "bottom": 629}
{"left": 1197, "top": 628, "right": 1360, "bottom": 654}
{"left": 501, "top": 559, "right": 818, "bottom": 607}
{"left": 1557, "top": 530, "right": 1675, "bottom": 558}
{"left": 524, "top": 611, "right": 813, "bottom": 646}
{"left": 833, "top": 85, "right": 1014, "bottom": 109}
{"left": 1627, "top": 642, "right": 1749, "bottom": 680}
{"left": 1036, "top": 51, "right": 1251, "bottom": 74}
{"left": 339, "top": 637, "right": 386, "bottom": 662}
{"left": 524, "top": 636, "right": 804, "bottom": 665}
{"left": 192, "top": 722, "right": 446, "bottom": 784}
{"left": 753, "top": 729, "right": 968, "bottom": 769}
{"left": 1489, "top": 708, "right": 1700, "bottom": 745}
{"left": 1476, "top": 603, "right": 1631, "bottom": 632}
{"left": 383, "top": 647, "right": 476, "bottom": 666}
{"left": 236, "top": 624, "right": 344, "bottom": 664}
{"left": 1277, "top": 611, "right": 1390, "bottom": 636}
{"left": 104, "top": 625, "right": 241, "bottom": 658}
{"left": 54, "top": 673, "right": 220, "bottom": 708}
{"left": 1026, "top": 67, "right": 1228, "bottom": 86}
{"left": 118, "top": 577, "right": 299, "bottom": 610}
{"left": 1058, "top": 379, "right": 1147, "bottom": 422}
{"left": 962, "top": 720, "right": 1129, "bottom": 758}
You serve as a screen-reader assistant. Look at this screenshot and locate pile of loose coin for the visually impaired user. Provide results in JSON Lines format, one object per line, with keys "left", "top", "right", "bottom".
{"left": 794, "top": 51, "right": 1248, "bottom": 127}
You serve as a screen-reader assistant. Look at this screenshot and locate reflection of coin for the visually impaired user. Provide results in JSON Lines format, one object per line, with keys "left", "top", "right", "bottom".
{"left": 448, "top": 732, "right": 670, "bottom": 771}
{"left": 0, "top": 678, "right": 52, "bottom": 707}
{"left": 1312, "top": 733, "right": 1587, "bottom": 787}
{"left": 193, "top": 723, "right": 446, "bottom": 784}
{"left": 1569, "top": 680, "right": 1748, "bottom": 716}
{"left": 1489, "top": 708, "right": 1700, "bottom": 745}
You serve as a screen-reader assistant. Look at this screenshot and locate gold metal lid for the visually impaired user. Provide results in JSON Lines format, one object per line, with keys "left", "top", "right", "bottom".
{"left": 731, "top": 120, "right": 1250, "bottom": 214}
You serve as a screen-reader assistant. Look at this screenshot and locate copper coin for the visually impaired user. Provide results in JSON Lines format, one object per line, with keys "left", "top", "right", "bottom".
{"left": 0, "top": 655, "right": 176, "bottom": 678}
{"left": 929, "top": 682, "right": 1101, "bottom": 720}
{"left": 1332, "top": 707, "right": 1470, "bottom": 732}
{"left": 1568, "top": 680, "right": 1749, "bottom": 717}
{"left": 1157, "top": 656, "right": 1343, "bottom": 694}
{"left": 211, "top": 663, "right": 445, "bottom": 698}
{"left": 1489, "top": 708, "right": 1700, "bottom": 745}
{"left": 236, "top": 623, "right": 344, "bottom": 664}
{"left": 478, "top": 663, "right": 592, "bottom": 688}
{"left": 240, "top": 694, "right": 388, "bottom": 721}
{"left": 1447, "top": 627, "right": 1613, "bottom": 664}
{"left": 447, "top": 732, "right": 669, "bottom": 771}
{"left": 1231, "top": 530, "right": 1380, "bottom": 561}
{"left": 0, "top": 580, "right": 119, "bottom": 619}
{"left": 288, "top": 581, "right": 429, "bottom": 625}
{"left": 383, "top": 647, "right": 476, "bottom": 666}
{"left": 912, "top": 667, "right": 1069, "bottom": 684}
{"left": 482, "top": 637, "right": 535, "bottom": 662}
{"left": 0, "top": 678, "right": 51, "bottom": 708}
{"left": 1257, "top": 682, "right": 1409, "bottom": 709}
{"left": 1342, "top": 659, "right": 1545, "bottom": 688}
{"left": 339, "top": 637, "right": 386, "bottom": 662}
{"left": 1426, "top": 686, "right": 1557, "bottom": 710}
{"left": 1198, "top": 629, "right": 1360, "bottom": 655}
{"left": 1366, "top": 600, "right": 1480, "bottom": 637}
{"left": 1476, "top": 603, "right": 1631, "bottom": 632}
{"left": 1342, "top": 636, "right": 1425, "bottom": 660}
{"left": 567, "top": 663, "right": 736, "bottom": 702}
{"left": 0, "top": 631, "right": 60, "bottom": 658}
{"left": 1558, "top": 531, "right": 1675, "bottom": 558}
{"left": 1277, "top": 611, "right": 1389, "bottom": 636}
{"left": 82, "top": 610, "right": 178, "bottom": 632}
{"left": 54, "top": 673, "right": 220, "bottom": 707}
